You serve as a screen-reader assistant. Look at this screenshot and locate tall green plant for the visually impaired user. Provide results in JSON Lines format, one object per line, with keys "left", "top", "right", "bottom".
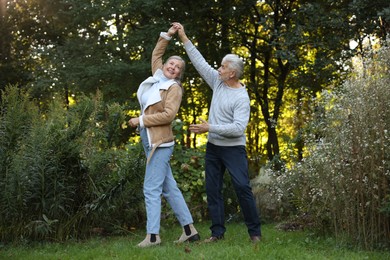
{"left": 0, "top": 85, "right": 38, "bottom": 241}
{"left": 77, "top": 93, "right": 145, "bottom": 235}
{"left": 0, "top": 85, "right": 39, "bottom": 173}
{"left": 0, "top": 87, "right": 145, "bottom": 242}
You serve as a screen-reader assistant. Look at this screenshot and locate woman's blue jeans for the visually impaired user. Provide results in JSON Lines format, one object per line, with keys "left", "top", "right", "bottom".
{"left": 140, "top": 128, "right": 193, "bottom": 234}
{"left": 205, "top": 142, "right": 261, "bottom": 237}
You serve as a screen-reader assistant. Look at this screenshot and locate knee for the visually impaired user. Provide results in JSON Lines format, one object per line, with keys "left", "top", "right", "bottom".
{"left": 234, "top": 183, "right": 252, "bottom": 196}
{"left": 144, "top": 185, "right": 161, "bottom": 198}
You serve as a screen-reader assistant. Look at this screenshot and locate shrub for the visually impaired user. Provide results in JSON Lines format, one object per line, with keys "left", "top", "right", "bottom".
{"left": 0, "top": 87, "right": 144, "bottom": 242}
{"left": 271, "top": 43, "right": 390, "bottom": 249}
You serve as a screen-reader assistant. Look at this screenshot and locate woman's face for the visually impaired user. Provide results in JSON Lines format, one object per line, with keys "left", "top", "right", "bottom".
{"left": 163, "top": 58, "right": 183, "bottom": 80}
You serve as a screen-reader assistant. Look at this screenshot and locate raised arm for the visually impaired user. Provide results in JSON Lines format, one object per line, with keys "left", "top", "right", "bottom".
{"left": 151, "top": 25, "right": 177, "bottom": 74}
{"left": 173, "top": 22, "right": 189, "bottom": 44}
{"left": 172, "top": 22, "right": 220, "bottom": 90}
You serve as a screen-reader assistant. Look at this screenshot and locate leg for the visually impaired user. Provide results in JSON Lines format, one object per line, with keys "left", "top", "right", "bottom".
{"left": 137, "top": 128, "right": 165, "bottom": 247}
{"left": 140, "top": 128, "right": 174, "bottom": 235}
{"left": 162, "top": 157, "right": 193, "bottom": 226}
{"left": 221, "top": 146, "right": 261, "bottom": 237}
{"left": 143, "top": 145, "right": 174, "bottom": 234}
{"left": 205, "top": 142, "right": 226, "bottom": 237}
{"left": 162, "top": 149, "right": 200, "bottom": 243}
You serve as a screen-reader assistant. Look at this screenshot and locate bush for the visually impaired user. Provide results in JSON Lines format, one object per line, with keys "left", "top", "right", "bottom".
{"left": 271, "top": 43, "right": 390, "bottom": 249}
{"left": 0, "top": 87, "right": 144, "bottom": 242}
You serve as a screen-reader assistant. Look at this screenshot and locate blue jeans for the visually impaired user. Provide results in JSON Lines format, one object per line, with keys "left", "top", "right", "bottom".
{"left": 140, "top": 128, "right": 193, "bottom": 234}
{"left": 205, "top": 142, "right": 261, "bottom": 237}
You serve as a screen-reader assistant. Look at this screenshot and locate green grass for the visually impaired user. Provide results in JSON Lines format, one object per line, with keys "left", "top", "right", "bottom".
{"left": 1, "top": 223, "right": 389, "bottom": 260}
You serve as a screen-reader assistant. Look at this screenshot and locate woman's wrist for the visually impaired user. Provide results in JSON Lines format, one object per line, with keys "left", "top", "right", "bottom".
{"left": 160, "top": 32, "right": 172, "bottom": 41}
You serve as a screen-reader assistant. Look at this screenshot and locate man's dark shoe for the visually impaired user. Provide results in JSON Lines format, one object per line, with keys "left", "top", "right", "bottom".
{"left": 204, "top": 235, "right": 224, "bottom": 243}
{"left": 250, "top": 236, "right": 261, "bottom": 243}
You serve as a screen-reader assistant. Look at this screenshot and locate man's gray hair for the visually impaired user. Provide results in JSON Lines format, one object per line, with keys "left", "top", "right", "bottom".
{"left": 222, "top": 54, "right": 244, "bottom": 79}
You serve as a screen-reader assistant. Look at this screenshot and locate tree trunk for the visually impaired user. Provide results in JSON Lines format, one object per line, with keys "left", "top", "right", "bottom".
{"left": 295, "top": 88, "right": 304, "bottom": 162}
{"left": 64, "top": 85, "right": 69, "bottom": 110}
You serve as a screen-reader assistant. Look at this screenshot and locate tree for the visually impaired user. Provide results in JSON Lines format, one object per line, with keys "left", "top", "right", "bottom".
{"left": 1, "top": 0, "right": 388, "bottom": 167}
{"left": 226, "top": 0, "right": 389, "bottom": 168}
{"left": 0, "top": 0, "right": 34, "bottom": 91}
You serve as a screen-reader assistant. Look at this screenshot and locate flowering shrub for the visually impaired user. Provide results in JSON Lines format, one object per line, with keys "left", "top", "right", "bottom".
{"left": 271, "top": 43, "right": 390, "bottom": 249}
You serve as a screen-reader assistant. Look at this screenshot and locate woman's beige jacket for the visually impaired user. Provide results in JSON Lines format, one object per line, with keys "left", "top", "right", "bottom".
{"left": 136, "top": 36, "right": 182, "bottom": 163}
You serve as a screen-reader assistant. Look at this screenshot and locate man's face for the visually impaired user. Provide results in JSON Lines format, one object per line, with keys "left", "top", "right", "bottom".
{"left": 218, "top": 61, "right": 234, "bottom": 81}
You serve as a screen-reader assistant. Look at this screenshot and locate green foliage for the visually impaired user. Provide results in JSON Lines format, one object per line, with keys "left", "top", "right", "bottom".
{"left": 170, "top": 145, "right": 207, "bottom": 222}
{"left": 2, "top": 0, "right": 389, "bottom": 166}
{"left": 0, "top": 85, "right": 39, "bottom": 173}
{"left": 271, "top": 43, "right": 390, "bottom": 249}
{"left": 0, "top": 86, "right": 144, "bottom": 242}
{"left": 169, "top": 119, "right": 207, "bottom": 221}
{"left": 1, "top": 0, "right": 389, "bottom": 246}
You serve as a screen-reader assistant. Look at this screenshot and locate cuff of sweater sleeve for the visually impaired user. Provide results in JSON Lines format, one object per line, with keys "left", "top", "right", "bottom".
{"left": 160, "top": 32, "right": 172, "bottom": 41}
{"left": 139, "top": 115, "right": 145, "bottom": 128}
{"left": 184, "top": 40, "right": 194, "bottom": 49}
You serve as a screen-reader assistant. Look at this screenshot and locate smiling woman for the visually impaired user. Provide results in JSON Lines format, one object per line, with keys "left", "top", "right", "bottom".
{"left": 128, "top": 24, "right": 200, "bottom": 248}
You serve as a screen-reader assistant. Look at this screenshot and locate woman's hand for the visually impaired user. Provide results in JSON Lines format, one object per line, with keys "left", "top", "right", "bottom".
{"left": 129, "top": 117, "right": 140, "bottom": 128}
{"left": 167, "top": 25, "right": 178, "bottom": 37}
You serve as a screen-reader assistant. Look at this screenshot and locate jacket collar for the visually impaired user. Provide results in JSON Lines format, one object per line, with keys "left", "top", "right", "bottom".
{"left": 137, "top": 69, "right": 176, "bottom": 112}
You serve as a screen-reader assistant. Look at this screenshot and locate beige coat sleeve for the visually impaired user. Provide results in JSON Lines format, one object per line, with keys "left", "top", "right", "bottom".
{"left": 151, "top": 36, "right": 169, "bottom": 75}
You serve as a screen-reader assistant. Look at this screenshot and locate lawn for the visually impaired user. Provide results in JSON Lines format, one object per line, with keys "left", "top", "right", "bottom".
{"left": 1, "top": 222, "right": 389, "bottom": 260}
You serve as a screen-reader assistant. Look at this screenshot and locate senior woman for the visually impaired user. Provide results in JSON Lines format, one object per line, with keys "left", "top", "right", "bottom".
{"left": 128, "top": 25, "right": 200, "bottom": 248}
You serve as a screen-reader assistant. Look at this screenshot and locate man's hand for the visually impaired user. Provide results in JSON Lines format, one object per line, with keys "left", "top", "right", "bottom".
{"left": 189, "top": 118, "right": 209, "bottom": 134}
{"left": 172, "top": 22, "right": 189, "bottom": 43}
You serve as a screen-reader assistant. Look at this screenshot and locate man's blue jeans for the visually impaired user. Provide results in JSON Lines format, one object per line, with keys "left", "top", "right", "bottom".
{"left": 205, "top": 142, "right": 261, "bottom": 237}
